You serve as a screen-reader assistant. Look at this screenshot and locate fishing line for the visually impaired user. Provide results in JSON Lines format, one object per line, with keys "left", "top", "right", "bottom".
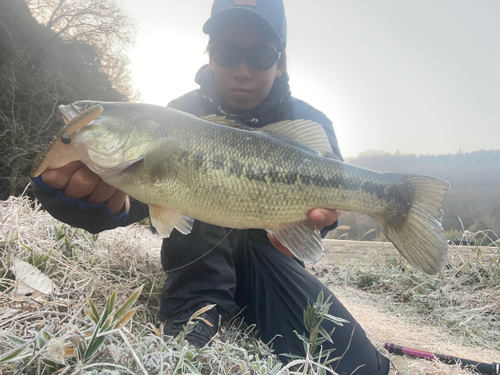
{"left": 163, "top": 218, "right": 242, "bottom": 273}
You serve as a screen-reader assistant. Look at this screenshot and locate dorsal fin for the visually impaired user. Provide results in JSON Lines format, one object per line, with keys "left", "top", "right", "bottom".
{"left": 200, "top": 115, "right": 332, "bottom": 156}
{"left": 261, "top": 120, "right": 333, "bottom": 156}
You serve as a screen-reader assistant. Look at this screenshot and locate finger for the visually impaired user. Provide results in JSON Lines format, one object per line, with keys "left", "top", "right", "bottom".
{"left": 106, "top": 190, "right": 129, "bottom": 214}
{"left": 40, "top": 161, "right": 86, "bottom": 189}
{"left": 86, "top": 179, "right": 117, "bottom": 204}
{"left": 124, "top": 195, "right": 130, "bottom": 213}
{"left": 309, "top": 208, "right": 341, "bottom": 230}
{"left": 267, "top": 233, "right": 295, "bottom": 258}
{"left": 63, "top": 165, "right": 100, "bottom": 199}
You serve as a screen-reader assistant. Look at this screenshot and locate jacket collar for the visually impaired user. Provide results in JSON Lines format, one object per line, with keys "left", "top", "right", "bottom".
{"left": 195, "top": 64, "right": 291, "bottom": 127}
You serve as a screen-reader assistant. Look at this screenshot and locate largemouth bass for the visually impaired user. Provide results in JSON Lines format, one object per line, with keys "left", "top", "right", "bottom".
{"left": 31, "top": 101, "right": 450, "bottom": 274}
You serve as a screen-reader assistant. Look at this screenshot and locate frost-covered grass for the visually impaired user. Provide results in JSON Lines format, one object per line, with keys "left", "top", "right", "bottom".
{"left": 315, "top": 240, "right": 500, "bottom": 351}
{"left": 1, "top": 195, "right": 499, "bottom": 374}
{"left": 313, "top": 236, "right": 500, "bottom": 374}
{"left": 0, "top": 196, "right": 341, "bottom": 374}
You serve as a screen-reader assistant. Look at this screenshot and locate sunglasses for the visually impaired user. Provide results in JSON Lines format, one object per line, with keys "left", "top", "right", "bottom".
{"left": 209, "top": 42, "right": 281, "bottom": 70}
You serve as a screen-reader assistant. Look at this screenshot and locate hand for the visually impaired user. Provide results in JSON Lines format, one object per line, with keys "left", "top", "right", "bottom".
{"left": 268, "top": 208, "right": 341, "bottom": 258}
{"left": 40, "top": 161, "right": 130, "bottom": 215}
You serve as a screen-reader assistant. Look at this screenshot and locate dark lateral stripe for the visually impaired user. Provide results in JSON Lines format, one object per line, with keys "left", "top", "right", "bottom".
{"left": 188, "top": 152, "right": 414, "bottom": 228}
{"left": 243, "top": 167, "right": 414, "bottom": 228}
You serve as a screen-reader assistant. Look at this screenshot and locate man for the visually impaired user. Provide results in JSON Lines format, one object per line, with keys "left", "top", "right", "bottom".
{"left": 33, "top": 1, "right": 390, "bottom": 373}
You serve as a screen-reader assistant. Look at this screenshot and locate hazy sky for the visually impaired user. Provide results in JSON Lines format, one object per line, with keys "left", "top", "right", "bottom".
{"left": 120, "top": 0, "right": 500, "bottom": 158}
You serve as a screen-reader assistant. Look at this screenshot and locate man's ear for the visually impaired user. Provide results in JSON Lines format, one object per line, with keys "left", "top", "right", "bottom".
{"left": 208, "top": 55, "right": 215, "bottom": 71}
{"left": 275, "top": 65, "right": 284, "bottom": 78}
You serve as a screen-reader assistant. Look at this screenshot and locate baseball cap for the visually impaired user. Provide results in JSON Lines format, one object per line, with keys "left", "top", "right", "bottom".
{"left": 203, "top": 0, "right": 287, "bottom": 45}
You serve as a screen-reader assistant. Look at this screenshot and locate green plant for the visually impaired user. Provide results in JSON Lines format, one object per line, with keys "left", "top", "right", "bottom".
{"left": 174, "top": 304, "right": 217, "bottom": 345}
{"left": 80, "top": 286, "right": 143, "bottom": 362}
{"left": 53, "top": 224, "right": 79, "bottom": 258}
{"left": 26, "top": 247, "right": 53, "bottom": 272}
{"left": 282, "top": 290, "right": 348, "bottom": 374}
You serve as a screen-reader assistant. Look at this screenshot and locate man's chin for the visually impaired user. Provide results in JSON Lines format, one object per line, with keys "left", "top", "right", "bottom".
{"left": 226, "top": 99, "right": 259, "bottom": 112}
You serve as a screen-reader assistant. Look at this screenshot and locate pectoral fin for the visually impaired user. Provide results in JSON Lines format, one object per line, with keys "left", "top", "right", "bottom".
{"left": 149, "top": 205, "right": 194, "bottom": 237}
{"left": 268, "top": 220, "right": 324, "bottom": 264}
{"left": 144, "top": 137, "right": 182, "bottom": 183}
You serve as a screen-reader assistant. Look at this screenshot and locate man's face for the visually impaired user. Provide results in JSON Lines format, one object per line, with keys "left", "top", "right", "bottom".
{"left": 209, "top": 21, "right": 283, "bottom": 112}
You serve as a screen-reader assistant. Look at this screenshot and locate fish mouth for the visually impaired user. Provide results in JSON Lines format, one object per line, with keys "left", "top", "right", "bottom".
{"left": 31, "top": 103, "right": 104, "bottom": 177}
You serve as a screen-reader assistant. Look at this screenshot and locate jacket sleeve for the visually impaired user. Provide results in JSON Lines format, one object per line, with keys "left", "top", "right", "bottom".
{"left": 167, "top": 90, "right": 204, "bottom": 115}
{"left": 32, "top": 176, "right": 149, "bottom": 234}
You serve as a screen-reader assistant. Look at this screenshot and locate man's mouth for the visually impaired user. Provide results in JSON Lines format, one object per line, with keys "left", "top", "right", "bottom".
{"left": 230, "top": 88, "right": 253, "bottom": 98}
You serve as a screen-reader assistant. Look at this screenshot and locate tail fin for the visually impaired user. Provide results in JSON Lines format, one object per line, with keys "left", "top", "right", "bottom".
{"left": 373, "top": 174, "right": 450, "bottom": 275}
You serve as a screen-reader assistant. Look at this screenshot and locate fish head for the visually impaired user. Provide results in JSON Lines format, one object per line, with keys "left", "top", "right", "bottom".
{"left": 31, "top": 101, "right": 164, "bottom": 180}
{"left": 31, "top": 102, "right": 103, "bottom": 178}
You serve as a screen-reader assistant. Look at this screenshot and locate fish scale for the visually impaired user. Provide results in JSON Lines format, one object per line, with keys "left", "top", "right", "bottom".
{"left": 32, "top": 101, "right": 450, "bottom": 274}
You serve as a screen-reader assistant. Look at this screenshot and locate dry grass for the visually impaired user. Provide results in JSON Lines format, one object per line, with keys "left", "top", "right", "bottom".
{"left": 1, "top": 194, "right": 499, "bottom": 374}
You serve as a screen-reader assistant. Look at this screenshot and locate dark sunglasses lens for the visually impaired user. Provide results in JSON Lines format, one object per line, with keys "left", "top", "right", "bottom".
{"left": 211, "top": 43, "right": 280, "bottom": 70}
{"left": 245, "top": 46, "right": 279, "bottom": 70}
{"left": 211, "top": 43, "right": 241, "bottom": 67}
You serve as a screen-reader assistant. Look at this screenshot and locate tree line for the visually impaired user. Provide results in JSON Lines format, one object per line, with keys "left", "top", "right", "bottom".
{"left": 328, "top": 149, "right": 500, "bottom": 243}
{"left": 0, "top": 0, "right": 135, "bottom": 198}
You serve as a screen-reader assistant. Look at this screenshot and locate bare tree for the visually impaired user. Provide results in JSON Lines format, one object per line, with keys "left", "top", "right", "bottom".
{"left": 0, "top": 0, "right": 135, "bottom": 198}
{"left": 0, "top": 60, "right": 68, "bottom": 197}
{"left": 27, "top": 0, "right": 137, "bottom": 99}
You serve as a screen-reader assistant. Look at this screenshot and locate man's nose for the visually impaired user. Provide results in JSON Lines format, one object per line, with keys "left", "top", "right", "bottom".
{"left": 233, "top": 59, "right": 252, "bottom": 80}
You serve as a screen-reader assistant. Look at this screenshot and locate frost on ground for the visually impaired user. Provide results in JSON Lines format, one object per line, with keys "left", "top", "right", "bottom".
{"left": 1, "top": 195, "right": 499, "bottom": 374}
{"left": 313, "top": 238, "right": 500, "bottom": 374}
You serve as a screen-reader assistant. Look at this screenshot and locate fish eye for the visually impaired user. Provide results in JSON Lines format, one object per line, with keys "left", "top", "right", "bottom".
{"left": 61, "top": 135, "right": 72, "bottom": 144}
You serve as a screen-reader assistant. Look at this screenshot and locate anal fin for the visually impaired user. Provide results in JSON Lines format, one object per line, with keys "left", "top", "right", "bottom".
{"left": 149, "top": 205, "right": 194, "bottom": 237}
{"left": 268, "top": 220, "right": 324, "bottom": 264}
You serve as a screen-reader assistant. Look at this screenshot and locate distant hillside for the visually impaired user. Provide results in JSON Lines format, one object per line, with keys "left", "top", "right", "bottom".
{"left": 337, "top": 149, "right": 500, "bottom": 240}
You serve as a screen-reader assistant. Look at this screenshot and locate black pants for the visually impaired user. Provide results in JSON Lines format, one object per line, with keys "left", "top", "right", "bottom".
{"left": 160, "top": 221, "right": 389, "bottom": 375}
